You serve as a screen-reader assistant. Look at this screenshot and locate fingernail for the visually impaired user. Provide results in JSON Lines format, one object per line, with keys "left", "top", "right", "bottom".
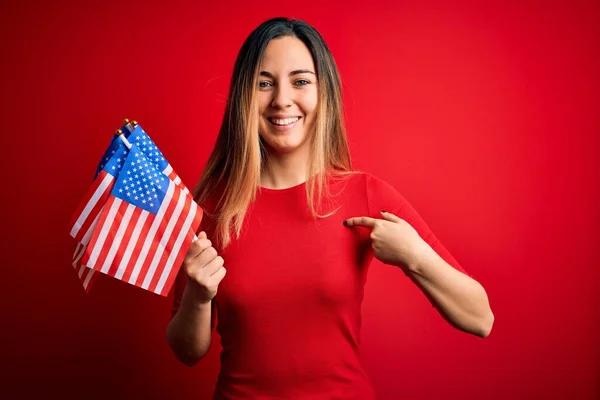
{"left": 343, "top": 220, "right": 348, "bottom": 227}
{"left": 381, "top": 210, "right": 387, "bottom": 213}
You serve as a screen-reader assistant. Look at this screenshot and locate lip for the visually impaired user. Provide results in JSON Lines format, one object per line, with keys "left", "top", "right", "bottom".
{"left": 266, "top": 116, "right": 301, "bottom": 132}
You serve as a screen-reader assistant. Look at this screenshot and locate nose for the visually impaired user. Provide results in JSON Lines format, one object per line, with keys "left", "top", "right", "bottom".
{"left": 270, "top": 84, "right": 293, "bottom": 109}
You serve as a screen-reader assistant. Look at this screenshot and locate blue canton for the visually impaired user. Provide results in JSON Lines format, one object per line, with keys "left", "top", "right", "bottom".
{"left": 111, "top": 144, "right": 168, "bottom": 215}
{"left": 103, "top": 146, "right": 129, "bottom": 178}
{"left": 95, "top": 122, "right": 134, "bottom": 179}
{"left": 127, "top": 125, "right": 169, "bottom": 172}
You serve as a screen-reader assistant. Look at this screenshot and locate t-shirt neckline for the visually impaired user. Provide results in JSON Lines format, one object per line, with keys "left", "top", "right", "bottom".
{"left": 259, "top": 181, "right": 307, "bottom": 194}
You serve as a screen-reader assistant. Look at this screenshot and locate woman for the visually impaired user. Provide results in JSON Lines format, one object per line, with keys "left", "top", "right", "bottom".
{"left": 167, "top": 17, "right": 494, "bottom": 399}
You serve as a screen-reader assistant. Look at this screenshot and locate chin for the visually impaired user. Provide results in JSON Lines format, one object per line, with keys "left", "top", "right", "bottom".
{"left": 267, "top": 143, "right": 303, "bottom": 155}
{"left": 262, "top": 137, "right": 308, "bottom": 155}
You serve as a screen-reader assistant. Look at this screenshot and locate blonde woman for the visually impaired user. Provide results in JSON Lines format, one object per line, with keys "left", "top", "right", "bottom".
{"left": 167, "top": 17, "right": 494, "bottom": 400}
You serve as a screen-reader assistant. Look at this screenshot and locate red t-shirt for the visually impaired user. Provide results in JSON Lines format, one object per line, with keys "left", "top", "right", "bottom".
{"left": 171, "top": 172, "right": 466, "bottom": 399}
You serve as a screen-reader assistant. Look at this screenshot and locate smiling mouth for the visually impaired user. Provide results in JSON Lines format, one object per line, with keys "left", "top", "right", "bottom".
{"left": 268, "top": 117, "right": 301, "bottom": 126}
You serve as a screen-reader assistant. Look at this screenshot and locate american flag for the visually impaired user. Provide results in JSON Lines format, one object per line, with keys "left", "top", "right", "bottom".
{"left": 70, "top": 123, "right": 195, "bottom": 293}
{"left": 78, "top": 143, "right": 202, "bottom": 296}
{"left": 70, "top": 141, "right": 130, "bottom": 290}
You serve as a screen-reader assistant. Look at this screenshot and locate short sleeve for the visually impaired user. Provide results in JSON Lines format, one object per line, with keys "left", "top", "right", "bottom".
{"left": 365, "top": 174, "right": 468, "bottom": 275}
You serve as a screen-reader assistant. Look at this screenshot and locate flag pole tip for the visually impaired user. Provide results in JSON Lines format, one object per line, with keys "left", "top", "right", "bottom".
{"left": 123, "top": 118, "right": 130, "bottom": 124}
{"left": 115, "top": 129, "right": 123, "bottom": 136}
{"left": 132, "top": 120, "right": 138, "bottom": 126}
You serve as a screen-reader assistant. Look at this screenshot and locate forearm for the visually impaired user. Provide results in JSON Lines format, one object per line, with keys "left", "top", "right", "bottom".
{"left": 404, "top": 243, "right": 494, "bottom": 338}
{"left": 166, "top": 285, "right": 213, "bottom": 366}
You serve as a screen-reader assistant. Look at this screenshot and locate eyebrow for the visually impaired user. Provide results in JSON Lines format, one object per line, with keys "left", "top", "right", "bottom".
{"left": 259, "top": 69, "right": 316, "bottom": 78}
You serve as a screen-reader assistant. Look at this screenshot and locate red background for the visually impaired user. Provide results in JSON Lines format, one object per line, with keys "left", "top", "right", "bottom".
{"left": 2, "top": 0, "right": 599, "bottom": 399}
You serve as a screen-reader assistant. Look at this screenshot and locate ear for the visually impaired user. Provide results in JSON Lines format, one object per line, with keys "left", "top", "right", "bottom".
{"left": 380, "top": 211, "right": 402, "bottom": 223}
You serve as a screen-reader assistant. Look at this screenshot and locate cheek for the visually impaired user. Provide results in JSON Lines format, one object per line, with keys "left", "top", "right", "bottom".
{"left": 299, "top": 95, "right": 318, "bottom": 117}
{"left": 258, "top": 96, "right": 271, "bottom": 115}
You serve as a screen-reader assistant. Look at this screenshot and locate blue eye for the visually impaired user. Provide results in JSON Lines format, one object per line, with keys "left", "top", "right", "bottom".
{"left": 295, "top": 80, "right": 309, "bottom": 86}
{"left": 259, "top": 81, "right": 273, "bottom": 88}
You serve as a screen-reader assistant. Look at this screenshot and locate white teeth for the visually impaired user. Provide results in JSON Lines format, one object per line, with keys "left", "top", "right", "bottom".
{"left": 270, "top": 117, "right": 299, "bottom": 126}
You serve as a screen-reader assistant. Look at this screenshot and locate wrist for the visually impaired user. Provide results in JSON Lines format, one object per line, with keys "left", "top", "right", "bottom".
{"left": 405, "top": 240, "right": 435, "bottom": 274}
{"left": 182, "top": 284, "right": 212, "bottom": 311}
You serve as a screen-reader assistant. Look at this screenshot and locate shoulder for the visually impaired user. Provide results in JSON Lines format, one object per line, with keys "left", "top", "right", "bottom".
{"left": 329, "top": 170, "right": 390, "bottom": 190}
{"left": 335, "top": 170, "right": 399, "bottom": 192}
{"left": 360, "top": 171, "right": 405, "bottom": 202}
{"left": 346, "top": 171, "right": 410, "bottom": 217}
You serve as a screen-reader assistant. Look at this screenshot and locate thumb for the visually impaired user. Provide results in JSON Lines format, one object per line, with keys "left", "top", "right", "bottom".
{"left": 380, "top": 210, "right": 402, "bottom": 223}
{"left": 198, "top": 231, "right": 207, "bottom": 240}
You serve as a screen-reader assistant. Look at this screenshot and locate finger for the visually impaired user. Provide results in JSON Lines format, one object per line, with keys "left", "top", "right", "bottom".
{"left": 195, "top": 246, "right": 219, "bottom": 268}
{"left": 186, "top": 238, "right": 212, "bottom": 261}
{"left": 344, "top": 216, "right": 378, "bottom": 228}
{"left": 198, "top": 231, "right": 207, "bottom": 240}
{"left": 209, "top": 265, "right": 227, "bottom": 284}
{"left": 205, "top": 255, "right": 225, "bottom": 276}
{"left": 380, "top": 210, "right": 402, "bottom": 223}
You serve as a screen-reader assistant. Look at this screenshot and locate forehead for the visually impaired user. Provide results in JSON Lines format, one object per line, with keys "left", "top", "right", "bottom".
{"left": 260, "top": 36, "right": 315, "bottom": 71}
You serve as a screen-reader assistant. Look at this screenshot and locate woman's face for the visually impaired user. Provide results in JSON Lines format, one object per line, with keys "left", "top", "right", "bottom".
{"left": 257, "top": 36, "right": 318, "bottom": 156}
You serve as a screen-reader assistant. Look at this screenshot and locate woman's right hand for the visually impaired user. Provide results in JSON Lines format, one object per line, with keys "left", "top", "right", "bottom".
{"left": 182, "top": 231, "right": 227, "bottom": 305}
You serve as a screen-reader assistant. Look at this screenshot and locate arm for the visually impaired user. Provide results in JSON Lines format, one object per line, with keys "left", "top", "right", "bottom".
{"left": 404, "top": 241, "right": 494, "bottom": 338}
{"left": 353, "top": 174, "right": 494, "bottom": 337}
{"left": 346, "top": 211, "right": 494, "bottom": 338}
{"left": 166, "top": 283, "right": 213, "bottom": 366}
{"left": 166, "top": 231, "right": 226, "bottom": 366}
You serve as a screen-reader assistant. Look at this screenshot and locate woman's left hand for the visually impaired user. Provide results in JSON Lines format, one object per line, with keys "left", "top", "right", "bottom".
{"left": 344, "top": 211, "right": 430, "bottom": 270}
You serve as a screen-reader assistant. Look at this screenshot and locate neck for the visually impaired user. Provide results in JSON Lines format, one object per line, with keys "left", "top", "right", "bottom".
{"left": 261, "top": 146, "right": 311, "bottom": 190}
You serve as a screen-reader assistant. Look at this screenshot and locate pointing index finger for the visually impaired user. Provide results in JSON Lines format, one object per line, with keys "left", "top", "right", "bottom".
{"left": 344, "top": 216, "right": 378, "bottom": 228}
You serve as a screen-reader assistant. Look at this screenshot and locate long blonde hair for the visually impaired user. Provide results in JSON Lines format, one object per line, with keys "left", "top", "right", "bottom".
{"left": 194, "top": 17, "right": 356, "bottom": 248}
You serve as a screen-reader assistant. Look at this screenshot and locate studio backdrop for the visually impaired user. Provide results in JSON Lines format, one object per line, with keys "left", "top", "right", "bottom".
{"left": 1, "top": 1, "right": 598, "bottom": 399}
